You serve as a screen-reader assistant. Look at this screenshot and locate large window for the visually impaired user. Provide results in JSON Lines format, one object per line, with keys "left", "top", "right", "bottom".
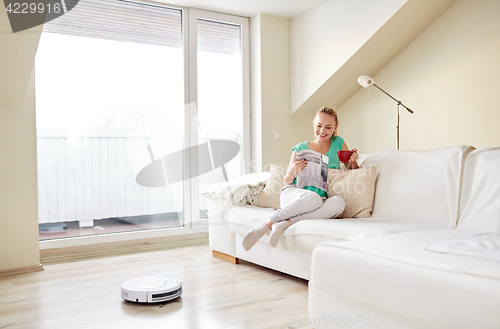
{"left": 35, "top": 0, "right": 249, "bottom": 242}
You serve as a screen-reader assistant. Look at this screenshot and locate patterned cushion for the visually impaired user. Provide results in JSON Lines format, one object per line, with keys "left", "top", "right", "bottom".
{"left": 254, "top": 164, "right": 287, "bottom": 209}
{"left": 326, "top": 165, "right": 378, "bottom": 218}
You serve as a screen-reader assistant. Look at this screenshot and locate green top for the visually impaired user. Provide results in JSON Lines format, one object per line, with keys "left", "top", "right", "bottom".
{"left": 292, "top": 136, "right": 344, "bottom": 197}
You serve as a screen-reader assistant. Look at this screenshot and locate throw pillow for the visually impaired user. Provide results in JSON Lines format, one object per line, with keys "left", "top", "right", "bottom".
{"left": 254, "top": 164, "right": 287, "bottom": 209}
{"left": 326, "top": 165, "right": 378, "bottom": 218}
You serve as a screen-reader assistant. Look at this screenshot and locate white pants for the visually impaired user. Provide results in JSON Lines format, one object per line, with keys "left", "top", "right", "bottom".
{"left": 269, "top": 185, "right": 345, "bottom": 225}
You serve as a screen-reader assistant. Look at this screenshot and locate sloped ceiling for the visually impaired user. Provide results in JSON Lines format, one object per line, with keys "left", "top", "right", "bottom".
{"left": 293, "top": 0, "right": 458, "bottom": 116}
{"left": 0, "top": 9, "right": 42, "bottom": 106}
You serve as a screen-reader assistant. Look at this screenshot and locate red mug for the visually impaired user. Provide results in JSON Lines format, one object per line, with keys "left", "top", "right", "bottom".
{"left": 337, "top": 150, "right": 353, "bottom": 163}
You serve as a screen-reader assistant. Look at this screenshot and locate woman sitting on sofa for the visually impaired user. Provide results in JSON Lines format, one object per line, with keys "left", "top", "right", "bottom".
{"left": 242, "top": 106, "right": 359, "bottom": 251}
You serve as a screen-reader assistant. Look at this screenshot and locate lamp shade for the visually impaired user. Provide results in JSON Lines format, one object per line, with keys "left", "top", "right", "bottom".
{"left": 358, "top": 75, "right": 375, "bottom": 88}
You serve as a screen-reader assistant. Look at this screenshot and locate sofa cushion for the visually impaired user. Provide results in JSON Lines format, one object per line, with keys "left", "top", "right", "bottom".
{"left": 458, "top": 145, "right": 500, "bottom": 232}
{"left": 361, "top": 145, "right": 473, "bottom": 227}
{"left": 311, "top": 229, "right": 500, "bottom": 325}
{"left": 225, "top": 205, "right": 450, "bottom": 250}
{"left": 326, "top": 165, "right": 378, "bottom": 218}
{"left": 313, "top": 229, "right": 500, "bottom": 280}
{"left": 293, "top": 234, "right": 344, "bottom": 252}
{"left": 226, "top": 205, "right": 276, "bottom": 229}
{"left": 286, "top": 218, "right": 449, "bottom": 241}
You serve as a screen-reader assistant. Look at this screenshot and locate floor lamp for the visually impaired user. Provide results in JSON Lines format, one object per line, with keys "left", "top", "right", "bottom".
{"left": 358, "top": 75, "right": 414, "bottom": 150}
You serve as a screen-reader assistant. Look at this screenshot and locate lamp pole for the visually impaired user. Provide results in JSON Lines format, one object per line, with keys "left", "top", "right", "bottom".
{"left": 372, "top": 83, "right": 412, "bottom": 150}
{"left": 397, "top": 102, "right": 400, "bottom": 150}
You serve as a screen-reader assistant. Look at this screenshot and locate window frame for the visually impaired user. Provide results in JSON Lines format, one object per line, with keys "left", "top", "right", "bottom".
{"left": 39, "top": 2, "right": 250, "bottom": 250}
{"left": 187, "top": 9, "right": 251, "bottom": 231}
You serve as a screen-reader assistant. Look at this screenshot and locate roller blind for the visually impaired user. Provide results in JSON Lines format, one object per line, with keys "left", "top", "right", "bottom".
{"left": 43, "top": 0, "right": 241, "bottom": 54}
{"left": 197, "top": 19, "right": 240, "bottom": 55}
{"left": 43, "top": 0, "right": 181, "bottom": 48}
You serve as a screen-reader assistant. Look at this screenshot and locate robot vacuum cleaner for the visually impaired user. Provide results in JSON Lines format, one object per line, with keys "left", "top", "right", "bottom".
{"left": 121, "top": 276, "right": 182, "bottom": 303}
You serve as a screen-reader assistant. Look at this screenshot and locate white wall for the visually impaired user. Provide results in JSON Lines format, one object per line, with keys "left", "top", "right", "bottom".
{"left": 0, "top": 8, "right": 43, "bottom": 273}
{"left": 0, "top": 71, "right": 41, "bottom": 272}
{"left": 251, "top": 14, "right": 294, "bottom": 170}
{"left": 291, "top": 0, "right": 407, "bottom": 112}
{"left": 337, "top": 0, "right": 500, "bottom": 152}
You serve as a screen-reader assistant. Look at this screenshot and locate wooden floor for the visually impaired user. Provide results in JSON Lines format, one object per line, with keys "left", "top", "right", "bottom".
{"left": 0, "top": 243, "right": 311, "bottom": 329}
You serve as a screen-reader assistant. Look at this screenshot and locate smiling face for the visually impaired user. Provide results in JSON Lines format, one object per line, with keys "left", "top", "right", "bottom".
{"left": 313, "top": 112, "right": 338, "bottom": 142}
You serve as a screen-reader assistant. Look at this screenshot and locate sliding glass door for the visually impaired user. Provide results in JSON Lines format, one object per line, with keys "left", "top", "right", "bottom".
{"left": 35, "top": 1, "right": 249, "bottom": 240}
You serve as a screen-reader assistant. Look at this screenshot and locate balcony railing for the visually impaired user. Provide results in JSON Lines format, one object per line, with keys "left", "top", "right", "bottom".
{"left": 37, "top": 129, "right": 240, "bottom": 227}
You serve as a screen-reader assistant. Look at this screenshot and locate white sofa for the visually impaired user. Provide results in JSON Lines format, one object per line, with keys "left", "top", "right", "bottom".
{"left": 206, "top": 144, "right": 500, "bottom": 328}
{"left": 309, "top": 145, "right": 500, "bottom": 328}
{"left": 207, "top": 145, "right": 477, "bottom": 280}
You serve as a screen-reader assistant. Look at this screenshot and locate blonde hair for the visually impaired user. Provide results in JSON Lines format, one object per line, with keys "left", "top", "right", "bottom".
{"left": 314, "top": 106, "right": 338, "bottom": 137}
